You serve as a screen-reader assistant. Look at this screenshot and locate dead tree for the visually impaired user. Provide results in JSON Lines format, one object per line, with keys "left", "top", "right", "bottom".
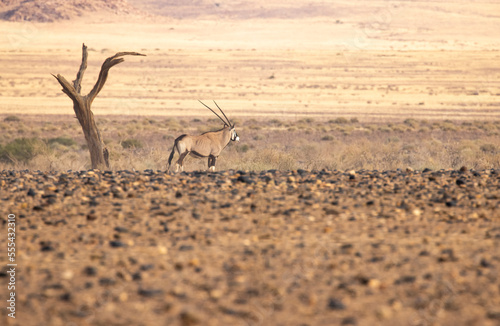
{"left": 53, "top": 43, "right": 145, "bottom": 170}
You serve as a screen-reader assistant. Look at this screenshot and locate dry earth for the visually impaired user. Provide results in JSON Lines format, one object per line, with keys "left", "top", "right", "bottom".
{"left": 0, "top": 0, "right": 499, "bottom": 120}
{"left": 1, "top": 169, "right": 500, "bottom": 326}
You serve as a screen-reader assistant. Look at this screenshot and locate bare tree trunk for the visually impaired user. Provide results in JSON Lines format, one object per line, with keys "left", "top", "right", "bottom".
{"left": 53, "top": 43, "right": 145, "bottom": 170}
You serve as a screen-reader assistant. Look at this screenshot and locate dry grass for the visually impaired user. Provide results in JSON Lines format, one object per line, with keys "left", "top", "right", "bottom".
{"left": 1, "top": 114, "right": 499, "bottom": 172}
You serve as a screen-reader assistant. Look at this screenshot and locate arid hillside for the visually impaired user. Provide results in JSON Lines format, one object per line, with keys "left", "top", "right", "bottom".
{"left": 0, "top": 0, "right": 141, "bottom": 22}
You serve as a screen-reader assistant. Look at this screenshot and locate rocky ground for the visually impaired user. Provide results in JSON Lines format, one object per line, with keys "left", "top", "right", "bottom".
{"left": 1, "top": 168, "right": 500, "bottom": 326}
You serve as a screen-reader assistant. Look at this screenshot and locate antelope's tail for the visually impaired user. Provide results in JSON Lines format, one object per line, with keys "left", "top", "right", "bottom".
{"left": 166, "top": 141, "right": 177, "bottom": 171}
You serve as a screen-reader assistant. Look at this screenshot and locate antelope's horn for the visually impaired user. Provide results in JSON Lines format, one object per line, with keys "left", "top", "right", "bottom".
{"left": 213, "top": 101, "right": 232, "bottom": 127}
{"left": 198, "top": 100, "right": 228, "bottom": 126}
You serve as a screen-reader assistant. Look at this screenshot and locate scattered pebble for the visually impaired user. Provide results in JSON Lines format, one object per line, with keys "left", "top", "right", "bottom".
{"left": 1, "top": 168, "right": 499, "bottom": 325}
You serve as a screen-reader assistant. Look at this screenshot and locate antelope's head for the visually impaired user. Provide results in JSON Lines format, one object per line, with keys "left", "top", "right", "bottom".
{"left": 230, "top": 126, "right": 239, "bottom": 142}
{"left": 199, "top": 100, "right": 240, "bottom": 142}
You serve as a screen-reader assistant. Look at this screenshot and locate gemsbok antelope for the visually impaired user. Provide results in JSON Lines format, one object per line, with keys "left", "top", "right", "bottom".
{"left": 167, "top": 101, "right": 239, "bottom": 172}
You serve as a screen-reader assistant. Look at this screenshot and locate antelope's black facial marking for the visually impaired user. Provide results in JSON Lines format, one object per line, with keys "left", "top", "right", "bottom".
{"left": 231, "top": 128, "right": 239, "bottom": 141}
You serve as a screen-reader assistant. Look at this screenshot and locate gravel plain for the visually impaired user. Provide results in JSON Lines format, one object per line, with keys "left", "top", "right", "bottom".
{"left": 1, "top": 168, "right": 500, "bottom": 326}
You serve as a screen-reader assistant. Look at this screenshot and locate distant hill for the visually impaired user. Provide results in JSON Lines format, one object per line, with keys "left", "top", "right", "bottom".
{"left": 0, "top": 0, "right": 141, "bottom": 22}
{"left": 127, "top": 0, "right": 339, "bottom": 20}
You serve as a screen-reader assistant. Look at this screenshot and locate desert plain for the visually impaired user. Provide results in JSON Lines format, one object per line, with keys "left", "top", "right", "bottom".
{"left": 1, "top": 0, "right": 500, "bottom": 325}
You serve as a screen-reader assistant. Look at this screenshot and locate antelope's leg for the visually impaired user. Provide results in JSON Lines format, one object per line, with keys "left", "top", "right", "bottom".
{"left": 176, "top": 151, "right": 189, "bottom": 172}
{"left": 208, "top": 155, "right": 216, "bottom": 171}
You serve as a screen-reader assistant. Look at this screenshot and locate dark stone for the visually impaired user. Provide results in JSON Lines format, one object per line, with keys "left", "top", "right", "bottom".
{"left": 114, "top": 226, "right": 128, "bottom": 233}
{"left": 98, "top": 278, "right": 116, "bottom": 286}
{"left": 60, "top": 293, "right": 72, "bottom": 301}
{"left": 480, "top": 258, "right": 492, "bottom": 268}
{"left": 46, "top": 197, "right": 57, "bottom": 205}
{"left": 27, "top": 188, "right": 36, "bottom": 196}
{"left": 40, "top": 241, "right": 55, "bottom": 252}
{"left": 341, "top": 316, "right": 358, "bottom": 325}
{"left": 237, "top": 175, "right": 255, "bottom": 184}
{"left": 487, "top": 311, "right": 500, "bottom": 320}
{"left": 445, "top": 200, "right": 457, "bottom": 207}
{"left": 138, "top": 288, "right": 163, "bottom": 297}
{"left": 140, "top": 264, "right": 154, "bottom": 271}
{"left": 179, "top": 245, "right": 193, "bottom": 251}
{"left": 297, "top": 169, "right": 308, "bottom": 176}
{"left": 109, "top": 240, "right": 127, "bottom": 248}
{"left": 83, "top": 266, "right": 97, "bottom": 276}
{"left": 192, "top": 210, "right": 201, "bottom": 220}
{"left": 395, "top": 275, "right": 416, "bottom": 284}
{"left": 438, "top": 248, "right": 458, "bottom": 262}
{"left": 327, "top": 298, "right": 346, "bottom": 310}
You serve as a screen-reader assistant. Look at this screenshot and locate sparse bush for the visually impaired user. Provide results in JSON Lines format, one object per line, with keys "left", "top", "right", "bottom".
{"left": 164, "top": 118, "right": 181, "bottom": 131}
{"left": 350, "top": 117, "right": 359, "bottom": 123}
{"left": 321, "top": 135, "right": 334, "bottom": 141}
{"left": 248, "top": 124, "right": 261, "bottom": 130}
{"left": 391, "top": 124, "right": 408, "bottom": 133}
{"left": 239, "top": 147, "right": 297, "bottom": 171}
{"left": 480, "top": 143, "right": 497, "bottom": 153}
{"left": 404, "top": 118, "right": 417, "bottom": 125}
{"left": 330, "top": 117, "right": 349, "bottom": 124}
{"left": 270, "top": 118, "right": 283, "bottom": 126}
{"left": 47, "top": 136, "right": 77, "bottom": 147}
{"left": 440, "top": 122, "right": 457, "bottom": 131}
{"left": 121, "top": 139, "right": 143, "bottom": 149}
{"left": 0, "top": 137, "right": 46, "bottom": 163}
{"left": 162, "top": 134, "right": 175, "bottom": 141}
{"left": 4, "top": 115, "right": 20, "bottom": 122}
{"left": 236, "top": 144, "right": 250, "bottom": 153}
{"left": 298, "top": 118, "right": 315, "bottom": 124}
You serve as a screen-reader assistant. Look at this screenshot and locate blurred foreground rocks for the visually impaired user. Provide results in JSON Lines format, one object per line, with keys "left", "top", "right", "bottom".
{"left": 0, "top": 168, "right": 499, "bottom": 326}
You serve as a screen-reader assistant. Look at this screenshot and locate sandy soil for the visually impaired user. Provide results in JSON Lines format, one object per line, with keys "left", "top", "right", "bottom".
{"left": 1, "top": 169, "right": 499, "bottom": 326}
{"left": 0, "top": 46, "right": 499, "bottom": 121}
{"left": 0, "top": 1, "right": 499, "bottom": 120}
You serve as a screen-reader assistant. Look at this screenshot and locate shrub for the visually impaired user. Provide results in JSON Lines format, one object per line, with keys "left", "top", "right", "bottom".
{"left": 4, "top": 115, "right": 20, "bottom": 122}
{"left": 236, "top": 144, "right": 250, "bottom": 153}
{"left": 321, "top": 135, "right": 334, "bottom": 141}
{"left": 47, "top": 136, "right": 77, "bottom": 147}
{"left": 0, "top": 137, "right": 45, "bottom": 163}
{"left": 480, "top": 143, "right": 497, "bottom": 153}
{"left": 330, "top": 117, "right": 349, "bottom": 124}
{"left": 269, "top": 118, "right": 283, "bottom": 126}
{"left": 121, "top": 139, "right": 143, "bottom": 149}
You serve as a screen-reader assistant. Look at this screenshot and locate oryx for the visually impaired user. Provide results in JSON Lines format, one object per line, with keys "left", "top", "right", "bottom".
{"left": 166, "top": 101, "right": 239, "bottom": 172}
